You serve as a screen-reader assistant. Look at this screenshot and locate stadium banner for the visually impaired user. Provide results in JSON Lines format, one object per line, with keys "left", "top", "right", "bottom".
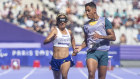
{"left": 0, "top": 45, "right": 120, "bottom": 67}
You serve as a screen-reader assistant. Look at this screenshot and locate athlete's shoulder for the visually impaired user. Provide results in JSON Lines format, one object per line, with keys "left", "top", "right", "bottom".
{"left": 67, "top": 28, "right": 72, "bottom": 34}
{"left": 100, "top": 16, "right": 111, "bottom": 24}
{"left": 99, "top": 16, "right": 105, "bottom": 20}
{"left": 51, "top": 26, "right": 57, "bottom": 33}
{"left": 84, "top": 19, "right": 91, "bottom": 26}
{"left": 105, "top": 17, "right": 110, "bottom": 22}
{"left": 104, "top": 18, "right": 112, "bottom": 29}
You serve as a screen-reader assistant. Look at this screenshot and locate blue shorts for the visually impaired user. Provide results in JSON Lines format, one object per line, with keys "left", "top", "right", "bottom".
{"left": 50, "top": 55, "right": 74, "bottom": 71}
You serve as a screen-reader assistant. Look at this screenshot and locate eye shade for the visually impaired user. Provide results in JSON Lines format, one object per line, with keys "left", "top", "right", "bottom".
{"left": 58, "top": 18, "right": 67, "bottom": 23}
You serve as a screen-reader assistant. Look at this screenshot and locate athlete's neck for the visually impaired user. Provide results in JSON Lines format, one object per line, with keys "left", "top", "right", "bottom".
{"left": 59, "top": 28, "right": 65, "bottom": 31}
{"left": 92, "top": 15, "right": 99, "bottom": 21}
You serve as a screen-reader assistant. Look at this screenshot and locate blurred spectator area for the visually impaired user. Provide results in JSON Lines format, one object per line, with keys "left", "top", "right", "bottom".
{"left": 0, "top": 0, "right": 140, "bottom": 45}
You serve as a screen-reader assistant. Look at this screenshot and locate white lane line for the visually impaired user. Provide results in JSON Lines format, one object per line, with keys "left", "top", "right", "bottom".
{"left": 107, "top": 72, "right": 124, "bottom": 79}
{"left": 22, "top": 68, "right": 37, "bottom": 79}
{"left": 0, "top": 69, "right": 12, "bottom": 76}
{"left": 121, "top": 68, "right": 138, "bottom": 76}
{"left": 78, "top": 68, "right": 88, "bottom": 79}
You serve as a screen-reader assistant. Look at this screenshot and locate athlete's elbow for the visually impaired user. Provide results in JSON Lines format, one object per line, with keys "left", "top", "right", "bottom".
{"left": 43, "top": 41, "right": 47, "bottom": 45}
{"left": 112, "top": 36, "right": 116, "bottom": 41}
{"left": 43, "top": 39, "right": 49, "bottom": 45}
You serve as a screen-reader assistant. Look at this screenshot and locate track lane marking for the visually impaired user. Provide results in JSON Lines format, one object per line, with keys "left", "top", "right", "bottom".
{"left": 0, "top": 69, "right": 12, "bottom": 76}
{"left": 78, "top": 68, "right": 88, "bottom": 78}
{"left": 22, "top": 68, "right": 37, "bottom": 79}
{"left": 121, "top": 68, "right": 138, "bottom": 76}
{"left": 107, "top": 71, "right": 124, "bottom": 79}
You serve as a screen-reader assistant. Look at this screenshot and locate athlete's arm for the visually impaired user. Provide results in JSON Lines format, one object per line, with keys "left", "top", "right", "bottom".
{"left": 76, "top": 30, "right": 87, "bottom": 52}
{"left": 72, "top": 28, "right": 87, "bottom": 56}
{"left": 69, "top": 30, "right": 76, "bottom": 49}
{"left": 100, "top": 29, "right": 116, "bottom": 41}
{"left": 43, "top": 28, "right": 57, "bottom": 44}
{"left": 81, "top": 37, "right": 87, "bottom": 49}
{"left": 93, "top": 18, "right": 116, "bottom": 41}
{"left": 93, "top": 29, "right": 116, "bottom": 41}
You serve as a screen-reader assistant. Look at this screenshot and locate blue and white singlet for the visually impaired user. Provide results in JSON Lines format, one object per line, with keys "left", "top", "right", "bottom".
{"left": 53, "top": 27, "right": 71, "bottom": 47}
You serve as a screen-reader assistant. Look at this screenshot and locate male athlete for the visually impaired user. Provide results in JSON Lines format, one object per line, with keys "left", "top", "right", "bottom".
{"left": 73, "top": 2, "right": 116, "bottom": 79}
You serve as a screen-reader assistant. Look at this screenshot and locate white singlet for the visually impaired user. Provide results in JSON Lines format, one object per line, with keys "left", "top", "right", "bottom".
{"left": 53, "top": 27, "right": 71, "bottom": 47}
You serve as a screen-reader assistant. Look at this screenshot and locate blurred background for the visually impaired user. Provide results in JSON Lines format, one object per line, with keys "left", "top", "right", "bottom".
{"left": 0, "top": 0, "right": 140, "bottom": 79}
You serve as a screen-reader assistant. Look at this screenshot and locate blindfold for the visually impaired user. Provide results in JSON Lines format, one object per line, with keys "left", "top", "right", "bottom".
{"left": 57, "top": 18, "right": 67, "bottom": 23}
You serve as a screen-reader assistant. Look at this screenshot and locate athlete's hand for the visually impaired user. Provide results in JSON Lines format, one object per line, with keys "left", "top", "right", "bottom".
{"left": 75, "top": 46, "right": 82, "bottom": 52}
{"left": 93, "top": 32, "right": 101, "bottom": 40}
{"left": 52, "top": 34, "right": 57, "bottom": 40}
{"left": 72, "top": 52, "right": 77, "bottom": 56}
{"left": 72, "top": 46, "right": 83, "bottom": 56}
{"left": 72, "top": 49, "right": 78, "bottom": 56}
